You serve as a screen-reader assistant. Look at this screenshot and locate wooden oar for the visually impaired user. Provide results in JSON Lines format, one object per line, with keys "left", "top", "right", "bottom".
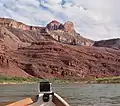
{"left": 7, "top": 96, "right": 38, "bottom": 106}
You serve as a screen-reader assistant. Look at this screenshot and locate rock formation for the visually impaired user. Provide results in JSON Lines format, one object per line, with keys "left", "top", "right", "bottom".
{"left": 0, "top": 17, "right": 119, "bottom": 80}
{"left": 64, "top": 21, "right": 75, "bottom": 33}
{"left": 94, "top": 38, "right": 120, "bottom": 49}
{"left": 46, "top": 20, "right": 94, "bottom": 46}
{"left": 46, "top": 20, "right": 63, "bottom": 30}
{"left": 9, "top": 40, "right": 120, "bottom": 79}
{"left": 46, "top": 20, "right": 75, "bottom": 33}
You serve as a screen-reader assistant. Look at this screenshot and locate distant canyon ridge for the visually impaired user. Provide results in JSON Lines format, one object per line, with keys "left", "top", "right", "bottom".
{"left": 0, "top": 18, "right": 120, "bottom": 80}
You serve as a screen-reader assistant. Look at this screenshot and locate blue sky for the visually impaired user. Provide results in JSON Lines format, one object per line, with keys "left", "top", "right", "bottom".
{"left": 0, "top": 0, "right": 120, "bottom": 40}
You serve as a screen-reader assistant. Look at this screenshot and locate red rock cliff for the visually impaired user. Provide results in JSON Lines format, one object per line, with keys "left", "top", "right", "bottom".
{"left": 0, "top": 17, "right": 119, "bottom": 80}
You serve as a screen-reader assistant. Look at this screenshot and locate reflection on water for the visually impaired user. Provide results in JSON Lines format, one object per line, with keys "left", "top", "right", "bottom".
{"left": 0, "top": 84, "right": 120, "bottom": 106}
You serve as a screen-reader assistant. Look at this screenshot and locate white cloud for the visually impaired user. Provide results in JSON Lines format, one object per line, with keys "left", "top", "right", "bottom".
{"left": 41, "top": 0, "right": 62, "bottom": 5}
{"left": 0, "top": 0, "right": 120, "bottom": 40}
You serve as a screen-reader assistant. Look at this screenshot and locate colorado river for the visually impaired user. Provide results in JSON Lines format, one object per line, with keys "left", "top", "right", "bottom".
{"left": 0, "top": 84, "right": 120, "bottom": 106}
